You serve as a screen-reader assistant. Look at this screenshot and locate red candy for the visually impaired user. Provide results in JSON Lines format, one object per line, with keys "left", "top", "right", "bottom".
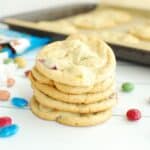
{"left": 126, "top": 109, "right": 141, "bottom": 121}
{"left": 0, "top": 117, "right": 12, "bottom": 127}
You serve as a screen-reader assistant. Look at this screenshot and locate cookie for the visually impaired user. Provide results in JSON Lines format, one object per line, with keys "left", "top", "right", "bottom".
{"left": 99, "top": 31, "right": 139, "bottom": 44}
{"left": 37, "top": 20, "right": 78, "bottom": 34}
{"left": 29, "top": 74, "right": 115, "bottom": 104}
{"left": 70, "top": 12, "right": 116, "bottom": 30}
{"left": 31, "top": 67, "right": 53, "bottom": 85}
{"left": 30, "top": 97, "right": 112, "bottom": 127}
{"left": 70, "top": 9, "right": 131, "bottom": 30}
{"left": 97, "top": 9, "right": 132, "bottom": 24}
{"left": 54, "top": 76, "right": 115, "bottom": 94}
{"left": 33, "top": 88, "right": 117, "bottom": 113}
{"left": 32, "top": 67, "right": 115, "bottom": 94}
{"left": 35, "top": 34, "right": 116, "bottom": 87}
{"left": 129, "top": 23, "right": 150, "bottom": 41}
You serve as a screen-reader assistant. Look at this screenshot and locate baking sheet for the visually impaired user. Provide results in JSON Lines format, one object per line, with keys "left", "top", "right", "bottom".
{"left": 1, "top": 3, "right": 150, "bottom": 65}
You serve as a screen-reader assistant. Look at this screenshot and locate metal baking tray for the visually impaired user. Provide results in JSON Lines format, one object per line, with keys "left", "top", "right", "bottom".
{"left": 1, "top": 4, "right": 150, "bottom": 66}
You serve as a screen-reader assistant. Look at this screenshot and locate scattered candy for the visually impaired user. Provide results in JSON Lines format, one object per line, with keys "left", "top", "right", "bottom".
{"left": 11, "top": 97, "right": 28, "bottom": 108}
{"left": 122, "top": 82, "right": 134, "bottom": 92}
{"left": 0, "top": 117, "right": 12, "bottom": 128}
{"left": 3, "top": 58, "right": 13, "bottom": 64}
{"left": 0, "top": 124, "right": 19, "bottom": 138}
{"left": 0, "top": 90, "right": 10, "bottom": 101}
{"left": 7, "top": 78, "right": 15, "bottom": 87}
{"left": 14, "top": 57, "right": 27, "bottom": 68}
{"left": 126, "top": 109, "right": 141, "bottom": 121}
{"left": 25, "top": 70, "right": 31, "bottom": 77}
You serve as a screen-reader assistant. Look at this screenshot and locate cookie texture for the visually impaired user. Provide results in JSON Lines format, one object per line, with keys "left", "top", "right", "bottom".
{"left": 33, "top": 88, "right": 117, "bottom": 114}
{"left": 30, "top": 74, "right": 115, "bottom": 104}
{"left": 32, "top": 67, "right": 53, "bottom": 85}
{"left": 36, "top": 34, "right": 116, "bottom": 86}
{"left": 29, "top": 34, "right": 117, "bottom": 127}
{"left": 30, "top": 97, "right": 112, "bottom": 127}
{"left": 32, "top": 67, "right": 115, "bottom": 94}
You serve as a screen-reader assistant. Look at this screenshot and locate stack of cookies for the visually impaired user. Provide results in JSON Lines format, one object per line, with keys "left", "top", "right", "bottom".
{"left": 29, "top": 34, "right": 117, "bottom": 127}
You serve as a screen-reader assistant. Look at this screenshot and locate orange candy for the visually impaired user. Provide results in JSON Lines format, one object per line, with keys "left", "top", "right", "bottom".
{"left": 0, "top": 90, "right": 10, "bottom": 101}
{"left": 7, "top": 78, "right": 15, "bottom": 88}
{"left": 25, "top": 70, "right": 31, "bottom": 77}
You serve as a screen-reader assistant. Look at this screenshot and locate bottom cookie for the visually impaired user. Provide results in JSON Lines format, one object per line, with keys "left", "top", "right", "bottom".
{"left": 30, "top": 97, "right": 112, "bottom": 127}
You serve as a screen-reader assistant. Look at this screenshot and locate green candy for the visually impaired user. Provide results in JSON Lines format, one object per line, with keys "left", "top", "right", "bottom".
{"left": 3, "top": 58, "right": 14, "bottom": 64}
{"left": 122, "top": 82, "right": 134, "bottom": 92}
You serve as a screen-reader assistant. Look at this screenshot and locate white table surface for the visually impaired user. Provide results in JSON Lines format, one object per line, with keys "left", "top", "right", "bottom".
{"left": 0, "top": 48, "right": 150, "bottom": 150}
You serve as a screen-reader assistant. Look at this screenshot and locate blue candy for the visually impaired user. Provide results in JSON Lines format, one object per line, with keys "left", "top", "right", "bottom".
{"left": 11, "top": 97, "right": 28, "bottom": 108}
{"left": 0, "top": 124, "right": 19, "bottom": 138}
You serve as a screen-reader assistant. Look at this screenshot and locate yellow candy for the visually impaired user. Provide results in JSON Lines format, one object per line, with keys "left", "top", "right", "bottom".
{"left": 14, "top": 57, "right": 27, "bottom": 68}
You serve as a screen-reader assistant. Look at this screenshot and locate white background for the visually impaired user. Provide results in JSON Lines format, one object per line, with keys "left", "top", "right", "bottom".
{"left": 0, "top": 0, "right": 97, "bottom": 17}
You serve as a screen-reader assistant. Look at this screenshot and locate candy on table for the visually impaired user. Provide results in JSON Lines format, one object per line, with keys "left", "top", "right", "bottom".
{"left": 0, "top": 117, "right": 12, "bottom": 128}
{"left": 7, "top": 78, "right": 15, "bottom": 88}
{"left": 0, "top": 62, "right": 17, "bottom": 87}
{"left": 0, "top": 124, "right": 19, "bottom": 138}
{"left": 3, "top": 58, "right": 14, "bottom": 64}
{"left": 126, "top": 109, "right": 141, "bottom": 121}
{"left": 0, "top": 116, "right": 19, "bottom": 138}
{"left": 24, "top": 70, "right": 31, "bottom": 77}
{"left": 14, "top": 57, "right": 27, "bottom": 68}
{"left": 0, "top": 90, "right": 10, "bottom": 101}
{"left": 11, "top": 97, "right": 28, "bottom": 108}
{"left": 121, "top": 82, "right": 134, "bottom": 92}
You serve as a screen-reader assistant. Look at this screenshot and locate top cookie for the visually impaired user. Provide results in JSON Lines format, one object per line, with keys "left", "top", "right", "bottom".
{"left": 36, "top": 34, "right": 116, "bottom": 86}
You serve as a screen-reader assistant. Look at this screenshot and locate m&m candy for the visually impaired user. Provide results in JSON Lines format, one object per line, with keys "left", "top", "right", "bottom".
{"left": 0, "top": 90, "right": 10, "bottom": 101}
{"left": 0, "top": 124, "right": 19, "bottom": 138}
{"left": 11, "top": 97, "right": 28, "bottom": 108}
{"left": 0, "top": 117, "right": 12, "bottom": 128}
{"left": 126, "top": 109, "right": 141, "bottom": 121}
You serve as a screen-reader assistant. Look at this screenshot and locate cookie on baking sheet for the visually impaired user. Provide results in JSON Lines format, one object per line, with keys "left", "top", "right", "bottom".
{"left": 33, "top": 88, "right": 117, "bottom": 114}
{"left": 29, "top": 74, "right": 115, "bottom": 104}
{"left": 96, "top": 9, "right": 132, "bottom": 24}
{"left": 70, "top": 9, "right": 131, "bottom": 30}
{"left": 70, "top": 12, "right": 116, "bottom": 30}
{"left": 129, "top": 22, "right": 150, "bottom": 41}
{"left": 31, "top": 67, "right": 115, "bottom": 94}
{"left": 30, "top": 97, "right": 112, "bottom": 127}
{"left": 37, "top": 20, "right": 78, "bottom": 34}
{"left": 99, "top": 31, "right": 139, "bottom": 44}
{"left": 35, "top": 34, "right": 116, "bottom": 87}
